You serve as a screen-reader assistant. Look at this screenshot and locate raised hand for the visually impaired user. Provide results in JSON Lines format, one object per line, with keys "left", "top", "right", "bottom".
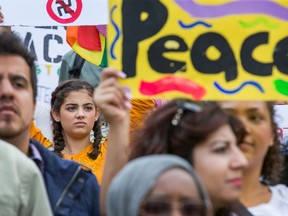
{"left": 0, "top": 6, "right": 4, "bottom": 23}
{"left": 93, "top": 67, "right": 131, "bottom": 124}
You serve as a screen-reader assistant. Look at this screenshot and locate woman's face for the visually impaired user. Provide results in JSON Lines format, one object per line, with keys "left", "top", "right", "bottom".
{"left": 217, "top": 101, "right": 274, "bottom": 169}
{"left": 141, "top": 168, "right": 206, "bottom": 216}
{"left": 52, "top": 90, "right": 99, "bottom": 139}
{"left": 193, "top": 124, "right": 247, "bottom": 210}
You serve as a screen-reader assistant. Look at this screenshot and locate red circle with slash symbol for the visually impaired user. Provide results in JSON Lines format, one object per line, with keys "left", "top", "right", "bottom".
{"left": 46, "top": 0, "right": 83, "bottom": 24}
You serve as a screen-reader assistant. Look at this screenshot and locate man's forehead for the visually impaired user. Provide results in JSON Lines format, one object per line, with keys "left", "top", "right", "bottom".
{"left": 0, "top": 56, "right": 31, "bottom": 81}
{"left": 0, "top": 55, "right": 29, "bottom": 71}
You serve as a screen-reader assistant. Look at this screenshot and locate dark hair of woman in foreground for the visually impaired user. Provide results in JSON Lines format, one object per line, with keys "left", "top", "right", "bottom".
{"left": 130, "top": 99, "right": 248, "bottom": 216}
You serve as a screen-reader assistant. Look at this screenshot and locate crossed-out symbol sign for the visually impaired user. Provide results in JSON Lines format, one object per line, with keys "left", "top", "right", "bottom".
{"left": 46, "top": 0, "right": 83, "bottom": 24}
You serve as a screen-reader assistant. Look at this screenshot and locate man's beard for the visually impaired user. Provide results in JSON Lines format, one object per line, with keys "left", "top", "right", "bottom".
{"left": 0, "top": 117, "right": 29, "bottom": 139}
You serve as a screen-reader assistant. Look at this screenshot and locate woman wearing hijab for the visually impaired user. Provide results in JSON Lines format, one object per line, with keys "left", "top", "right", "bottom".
{"left": 107, "top": 154, "right": 212, "bottom": 216}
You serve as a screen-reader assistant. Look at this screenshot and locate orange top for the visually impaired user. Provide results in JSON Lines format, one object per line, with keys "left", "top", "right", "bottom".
{"left": 30, "top": 121, "right": 53, "bottom": 148}
{"left": 62, "top": 141, "right": 107, "bottom": 184}
{"left": 129, "top": 99, "right": 155, "bottom": 142}
{"left": 62, "top": 99, "right": 154, "bottom": 184}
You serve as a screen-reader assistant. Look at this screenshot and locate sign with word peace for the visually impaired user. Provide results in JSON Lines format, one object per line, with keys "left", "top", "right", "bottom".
{"left": 108, "top": 0, "right": 288, "bottom": 100}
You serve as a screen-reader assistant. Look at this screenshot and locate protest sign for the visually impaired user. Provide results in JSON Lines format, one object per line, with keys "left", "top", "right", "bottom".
{"left": 12, "top": 26, "right": 71, "bottom": 107}
{"left": 108, "top": 0, "right": 288, "bottom": 100}
{"left": 0, "top": 0, "right": 108, "bottom": 26}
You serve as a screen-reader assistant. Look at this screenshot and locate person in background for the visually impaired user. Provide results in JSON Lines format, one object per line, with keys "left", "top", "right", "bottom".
{"left": 34, "top": 102, "right": 53, "bottom": 142}
{"left": 129, "top": 98, "right": 156, "bottom": 143}
{"left": 93, "top": 68, "right": 248, "bottom": 216}
{"left": 0, "top": 139, "right": 52, "bottom": 216}
{"left": 58, "top": 41, "right": 108, "bottom": 143}
{"left": 50, "top": 79, "right": 106, "bottom": 183}
{"left": 59, "top": 50, "right": 102, "bottom": 88}
{"left": 0, "top": 30, "right": 100, "bottom": 216}
{"left": 275, "top": 101, "right": 288, "bottom": 186}
{"left": 218, "top": 101, "right": 286, "bottom": 216}
{"left": 107, "top": 154, "right": 212, "bottom": 216}
{"left": 30, "top": 121, "right": 53, "bottom": 148}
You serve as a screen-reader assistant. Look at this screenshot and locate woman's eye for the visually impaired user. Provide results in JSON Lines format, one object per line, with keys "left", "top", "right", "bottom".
{"left": 212, "top": 142, "right": 229, "bottom": 153}
{"left": 249, "top": 114, "right": 264, "bottom": 122}
{"left": 67, "top": 107, "right": 76, "bottom": 111}
{"left": 213, "top": 147, "right": 227, "bottom": 153}
{"left": 84, "top": 106, "right": 93, "bottom": 111}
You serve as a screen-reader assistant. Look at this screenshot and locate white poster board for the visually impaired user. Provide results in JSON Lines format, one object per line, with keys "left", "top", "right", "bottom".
{"left": 0, "top": 0, "right": 108, "bottom": 26}
{"left": 12, "top": 26, "right": 71, "bottom": 107}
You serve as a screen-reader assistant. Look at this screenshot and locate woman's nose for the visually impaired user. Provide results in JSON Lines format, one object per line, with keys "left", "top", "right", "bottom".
{"left": 231, "top": 147, "right": 248, "bottom": 169}
{"left": 76, "top": 108, "right": 85, "bottom": 118}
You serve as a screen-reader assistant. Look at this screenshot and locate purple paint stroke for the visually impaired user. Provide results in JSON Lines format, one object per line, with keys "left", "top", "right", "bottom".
{"left": 96, "top": 25, "right": 107, "bottom": 37}
{"left": 174, "top": 0, "right": 288, "bottom": 20}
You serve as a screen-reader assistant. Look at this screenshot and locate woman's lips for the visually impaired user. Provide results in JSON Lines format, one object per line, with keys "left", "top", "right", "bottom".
{"left": 227, "top": 178, "right": 243, "bottom": 187}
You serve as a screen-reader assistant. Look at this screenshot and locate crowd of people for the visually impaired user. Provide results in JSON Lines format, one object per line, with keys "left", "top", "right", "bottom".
{"left": 1, "top": 6, "right": 288, "bottom": 216}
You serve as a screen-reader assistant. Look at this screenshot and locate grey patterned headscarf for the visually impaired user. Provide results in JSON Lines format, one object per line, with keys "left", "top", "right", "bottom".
{"left": 107, "top": 155, "right": 211, "bottom": 216}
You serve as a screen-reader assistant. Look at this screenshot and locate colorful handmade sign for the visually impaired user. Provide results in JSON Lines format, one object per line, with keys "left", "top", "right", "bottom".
{"left": 108, "top": 0, "right": 288, "bottom": 100}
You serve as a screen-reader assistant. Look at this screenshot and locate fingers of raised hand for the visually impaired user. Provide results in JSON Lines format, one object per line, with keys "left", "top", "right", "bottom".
{"left": 94, "top": 77, "right": 131, "bottom": 111}
{"left": 0, "top": 6, "right": 4, "bottom": 23}
{"left": 101, "top": 67, "right": 126, "bottom": 82}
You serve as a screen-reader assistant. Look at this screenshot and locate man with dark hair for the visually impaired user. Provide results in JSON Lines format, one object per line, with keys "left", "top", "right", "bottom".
{"left": 0, "top": 31, "right": 100, "bottom": 216}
